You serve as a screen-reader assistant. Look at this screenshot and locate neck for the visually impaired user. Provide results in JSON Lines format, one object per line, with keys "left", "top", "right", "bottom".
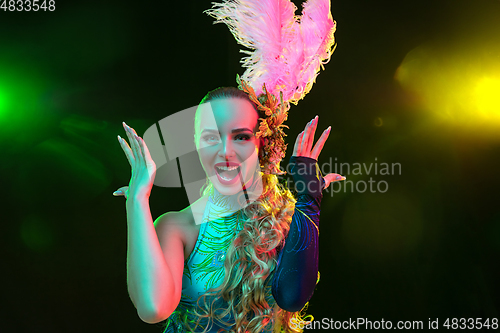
{"left": 211, "top": 187, "right": 244, "bottom": 209}
{"left": 200, "top": 187, "right": 244, "bottom": 224}
{"left": 199, "top": 173, "right": 264, "bottom": 225}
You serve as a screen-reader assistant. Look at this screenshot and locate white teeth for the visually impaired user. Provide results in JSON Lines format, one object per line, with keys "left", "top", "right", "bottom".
{"left": 216, "top": 166, "right": 239, "bottom": 171}
{"left": 219, "top": 173, "right": 236, "bottom": 181}
{"left": 216, "top": 165, "right": 239, "bottom": 181}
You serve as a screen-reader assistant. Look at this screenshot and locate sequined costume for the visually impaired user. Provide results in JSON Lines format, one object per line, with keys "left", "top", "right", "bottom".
{"left": 163, "top": 156, "right": 325, "bottom": 332}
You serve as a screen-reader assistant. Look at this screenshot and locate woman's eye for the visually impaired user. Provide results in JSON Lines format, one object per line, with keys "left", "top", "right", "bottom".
{"left": 235, "top": 134, "right": 251, "bottom": 141}
{"left": 202, "top": 135, "right": 220, "bottom": 143}
{"left": 201, "top": 134, "right": 251, "bottom": 143}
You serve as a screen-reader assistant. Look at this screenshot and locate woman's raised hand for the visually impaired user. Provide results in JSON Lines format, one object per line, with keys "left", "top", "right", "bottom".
{"left": 292, "top": 115, "right": 346, "bottom": 189}
{"left": 113, "top": 122, "right": 157, "bottom": 200}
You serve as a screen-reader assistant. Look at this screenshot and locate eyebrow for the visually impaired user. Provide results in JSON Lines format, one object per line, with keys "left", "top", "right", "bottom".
{"left": 201, "top": 128, "right": 253, "bottom": 134}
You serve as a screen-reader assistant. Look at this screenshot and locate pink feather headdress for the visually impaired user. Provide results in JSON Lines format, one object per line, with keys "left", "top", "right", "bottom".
{"left": 204, "top": 0, "right": 337, "bottom": 175}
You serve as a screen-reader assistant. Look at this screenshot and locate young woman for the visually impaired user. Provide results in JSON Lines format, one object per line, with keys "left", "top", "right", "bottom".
{"left": 114, "top": 86, "right": 345, "bottom": 332}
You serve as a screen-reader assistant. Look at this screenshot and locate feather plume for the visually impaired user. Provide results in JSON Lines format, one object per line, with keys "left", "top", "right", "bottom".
{"left": 204, "top": 0, "right": 336, "bottom": 105}
{"left": 296, "top": 0, "right": 337, "bottom": 103}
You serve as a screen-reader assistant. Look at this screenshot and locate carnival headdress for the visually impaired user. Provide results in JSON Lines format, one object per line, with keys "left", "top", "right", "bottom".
{"left": 205, "top": 0, "right": 337, "bottom": 175}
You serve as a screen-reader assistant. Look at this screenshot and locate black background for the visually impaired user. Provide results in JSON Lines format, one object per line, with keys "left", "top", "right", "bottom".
{"left": 1, "top": 0, "right": 499, "bottom": 332}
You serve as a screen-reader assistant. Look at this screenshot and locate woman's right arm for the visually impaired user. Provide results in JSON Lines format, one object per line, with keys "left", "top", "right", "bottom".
{"left": 126, "top": 196, "right": 185, "bottom": 324}
{"left": 115, "top": 122, "right": 185, "bottom": 324}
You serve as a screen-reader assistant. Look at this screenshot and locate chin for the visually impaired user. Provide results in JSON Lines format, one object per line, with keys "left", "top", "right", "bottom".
{"left": 213, "top": 185, "right": 241, "bottom": 197}
{"left": 213, "top": 177, "right": 244, "bottom": 196}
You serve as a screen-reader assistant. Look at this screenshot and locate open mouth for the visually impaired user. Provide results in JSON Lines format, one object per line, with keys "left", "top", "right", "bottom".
{"left": 215, "top": 165, "right": 240, "bottom": 183}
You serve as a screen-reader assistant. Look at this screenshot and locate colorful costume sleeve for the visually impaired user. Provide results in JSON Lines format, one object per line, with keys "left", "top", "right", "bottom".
{"left": 271, "top": 155, "right": 325, "bottom": 312}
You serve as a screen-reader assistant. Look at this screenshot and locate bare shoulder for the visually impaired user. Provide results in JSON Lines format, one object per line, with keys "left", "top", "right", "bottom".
{"left": 154, "top": 210, "right": 186, "bottom": 248}
{"left": 154, "top": 210, "right": 185, "bottom": 232}
{"left": 154, "top": 196, "right": 208, "bottom": 261}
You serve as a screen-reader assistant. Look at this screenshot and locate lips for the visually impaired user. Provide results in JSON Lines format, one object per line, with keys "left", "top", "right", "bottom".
{"left": 214, "top": 162, "right": 241, "bottom": 167}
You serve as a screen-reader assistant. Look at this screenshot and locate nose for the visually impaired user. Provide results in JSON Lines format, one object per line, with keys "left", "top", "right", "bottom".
{"left": 217, "top": 135, "right": 235, "bottom": 159}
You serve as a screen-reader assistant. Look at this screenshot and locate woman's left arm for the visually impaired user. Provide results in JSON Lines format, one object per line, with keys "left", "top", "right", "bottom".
{"left": 271, "top": 115, "right": 345, "bottom": 312}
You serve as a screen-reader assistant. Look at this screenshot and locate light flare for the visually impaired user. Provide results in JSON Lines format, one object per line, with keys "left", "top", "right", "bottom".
{"left": 395, "top": 41, "right": 500, "bottom": 137}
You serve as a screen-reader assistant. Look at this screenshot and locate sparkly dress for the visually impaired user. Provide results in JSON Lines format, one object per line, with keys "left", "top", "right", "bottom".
{"left": 163, "top": 205, "right": 276, "bottom": 333}
{"left": 163, "top": 156, "right": 325, "bottom": 333}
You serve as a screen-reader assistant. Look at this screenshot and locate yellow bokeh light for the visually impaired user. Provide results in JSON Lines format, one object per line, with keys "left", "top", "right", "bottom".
{"left": 474, "top": 77, "right": 500, "bottom": 119}
{"left": 395, "top": 40, "right": 500, "bottom": 138}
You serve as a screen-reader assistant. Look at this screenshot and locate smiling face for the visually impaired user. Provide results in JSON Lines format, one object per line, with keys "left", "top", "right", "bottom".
{"left": 195, "top": 97, "right": 262, "bottom": 196}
